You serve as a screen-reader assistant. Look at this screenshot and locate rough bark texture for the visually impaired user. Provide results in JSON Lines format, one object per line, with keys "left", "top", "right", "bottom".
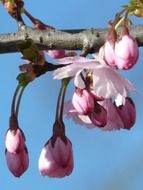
{"left": 0, "top": 25, "right": 143, "bottom": 54}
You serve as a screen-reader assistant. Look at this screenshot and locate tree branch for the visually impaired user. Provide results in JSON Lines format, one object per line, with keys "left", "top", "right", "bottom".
{"left": 0, "top": 25, "right": 143, "bottom": 54}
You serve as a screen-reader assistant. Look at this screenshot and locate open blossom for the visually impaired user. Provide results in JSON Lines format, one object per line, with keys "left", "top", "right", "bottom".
{"left": 53, "top": 55, "right": 136, "bottom": 130}
{"left": 39, "top": 136, "right": 73, "bottom": 178}
{"left": 6, "top": 147, "right": 29, "bottom": 177}
{"left": 53, "top": 55, "right": 134, "bottom": 99}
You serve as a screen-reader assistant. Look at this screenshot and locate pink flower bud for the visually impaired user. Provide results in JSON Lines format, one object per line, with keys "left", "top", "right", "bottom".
{"left": 90, "top": 90, "right": 104, "bottom": 101}
{"left": 5, "top": 128, "right": 25, "bottom": 154}
{"left": 89, "top": 102, "right": 107, "bottom": 127}
{"left": 100, "top": 28, "right": 117, "bottom": 67}
{"left": 115, "top": 27, "right": 139, "bottom": 70}
{"left": 5, "top": 115, "right": 26, "bottom": 153}
{"left": 47, "top": 50, "right": 66, "bottom": 59}
{"left": 100, "top": 99, "right": 124, "bottom": 131}
{"left": 6, "top": 147, "right": 29, "bottom": 177}
{"left": 39, "top": 137, "right": 73, "bottom": 178}
{"left": 102, "top": 41, "right": 116, "bottom": 67}
{"left": 72, "top": 89, "right": 94, "bottom": 115}
{"left": 116, "top": 97, "right": 136, "bottom": 129}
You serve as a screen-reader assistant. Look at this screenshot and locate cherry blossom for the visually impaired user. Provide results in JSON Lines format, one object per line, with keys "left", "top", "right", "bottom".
{"left": 53, "top": 55, "right": 134, "bottom": 99}
{"left": 39, "top": 137, "right": 73, "bottom": 178}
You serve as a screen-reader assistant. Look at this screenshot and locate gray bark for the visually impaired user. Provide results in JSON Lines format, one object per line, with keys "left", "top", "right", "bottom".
{"left": 0, "top": 25, "right": 143, "bottom": 54}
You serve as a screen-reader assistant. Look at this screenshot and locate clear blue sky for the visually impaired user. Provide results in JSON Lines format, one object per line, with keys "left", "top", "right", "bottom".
{"left": 0, "top": 0, "right": 143, "bottom": 189}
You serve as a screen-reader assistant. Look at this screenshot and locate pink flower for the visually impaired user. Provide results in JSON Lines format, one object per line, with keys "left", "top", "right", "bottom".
{"left": 5, "top": 115, "right": 29, "bottom": 177}
{"left": 115, "top": 29, "right": 139, "bottom": 70}
{"left": 99, "top": 99, "right": 125, "bottom": 131}
{"left": 53, "top": 55, "right": 134, "bottom": 99}
{"left": 6, "top": 147, "right": 29, "bottom": 177}
{"left": 65, "top": 96, "right": 135, "bottom": 131}
{"left": 72, "top": 89, "right": 94, "bottom": 115}
{"left": 99, "top": 97, "right": 136, "bottom": 130}
{"left": 5, "top": 115, "right": 26, "bottom": 153}
{"left": 39, "top": 137, "right": 73, "bottom": 178}
{"left": 89, "top": 102, "right": 107, "bottom": 127}
{"left": 64, "top": 100, "right": 107, "bottom": 129}
{"left": 116, "top": 97, "right": 136, "bottom": 129}
{"left": 100, "top": 26, "right": 139, "bottom": 70}
{"left": 99, "top": 28, "right": 117, "bottom": 67}
{"left": 5, "top": 128, "right": 25, "bottom": 154}
{"left": 100, "top": 41, "right": 116, "bottom": 67}
{"left": 53, "top": 54, "right": 136, "bottom": 131}
{"left": 72, "top": 88, "right": 107, "bottom": 127}
{"left": 47, "top": 50, "right": 66, "bottom": 59}
{"left": 64, "top": 101, "right": 94, "bottom": 128}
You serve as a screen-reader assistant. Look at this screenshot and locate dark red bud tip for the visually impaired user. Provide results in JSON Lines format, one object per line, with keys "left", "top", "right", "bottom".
{"left": 9, "top": 115, "right": 19, "bottom": 131}
{"left": 107, "top": 28, "right": 117, "bottom": 43}
{"left": 121, "top": 25, "right": 129, "bottom": 36}
{"left": 89, "top": 103, "right": 107, "bottom": 128}
{"left": 52, "top": 120, "right": 65, "bottom": 139}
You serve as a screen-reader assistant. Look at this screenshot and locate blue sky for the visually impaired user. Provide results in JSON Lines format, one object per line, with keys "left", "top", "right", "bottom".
{"left": 0, "top": 0, "right": 143, "bottom": 190}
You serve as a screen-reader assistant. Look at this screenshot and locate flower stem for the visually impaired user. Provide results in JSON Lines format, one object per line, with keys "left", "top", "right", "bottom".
{"left": 23, "top": 8, "right": 36, "bottom": 25}
{"left": 112, "top": 9, "right": 126, "bottom": 28}
{"left": 55, "top": 78, "right": 70, "bottom": 122}
{"left": 15, "top": 87, "right": 25, "bottom": 117}
{"left": 11, "top": 85, "right": 21, "bottom": 116}
{"left": 115, "top": 16, "right": 125, "bottom": 30}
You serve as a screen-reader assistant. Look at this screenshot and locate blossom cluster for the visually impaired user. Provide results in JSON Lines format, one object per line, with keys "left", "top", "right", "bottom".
{"left": 2, "top": 0, "right": 140, "bottom": 179}
{"left": 53, "top": 25, "right": 137, "bottom": 131}
{"left": 5, "top": 22, "right": 138, "bottom": 178}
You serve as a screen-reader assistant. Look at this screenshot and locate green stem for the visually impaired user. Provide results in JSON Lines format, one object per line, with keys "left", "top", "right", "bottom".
{"left": 15, "top": 87, "right": 25, "bottom": 117}
{"left": 55, "top": 78, "right": 70, "bottom": 122}
{"left": 11, "top": 85, "right": 21, "bottom": 116}
{"left": 112, "top": 9, "right": 126, "bottom": 28}
{"left": 115, "top": 16, "right": 125, "bottom": 30}
{"left": 115, "top": 9, "right": 129, "bottom": 30}
{"left": 23, "top": 8, "right": 37, "bottom": 25}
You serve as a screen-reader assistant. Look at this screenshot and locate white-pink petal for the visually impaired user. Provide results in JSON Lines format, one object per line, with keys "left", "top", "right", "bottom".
{"left": 100, "top": 99, "right": 124, "bottom": 131}
{"left": 92, "top": 67, "right": 134, "bottom": 99}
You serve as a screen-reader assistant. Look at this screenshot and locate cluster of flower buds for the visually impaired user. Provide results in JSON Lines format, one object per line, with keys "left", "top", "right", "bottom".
{"left": 5, "top": 77, "right": 74, "bottom": 178}
{"left": 53, "top": 42, "right": 136, "bottom": 131}
{"left": 2, "top": 1, "right": 140, "bottom": 178}
{"left": 99, "top": 25, "right": 139, "bottom": 70}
